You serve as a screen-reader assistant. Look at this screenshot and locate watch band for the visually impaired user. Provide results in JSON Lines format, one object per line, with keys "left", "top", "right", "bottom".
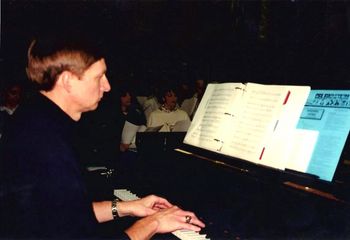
{"left": 111, "top": 198, "right": 119, "bottom": 219}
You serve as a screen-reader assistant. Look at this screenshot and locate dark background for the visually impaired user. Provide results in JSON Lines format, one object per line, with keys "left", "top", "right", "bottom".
{"left": 1, "top": 0, "right": 350, "bottom": 92}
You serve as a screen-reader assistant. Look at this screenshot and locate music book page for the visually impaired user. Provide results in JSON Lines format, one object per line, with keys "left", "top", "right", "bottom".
{"left": 252, "top": 84, "right": 312, "bottom": 168}
{"left": 185, "top": 83, "right": 245, "bottom": 151}
{"left": 296, "top": 90, "right": 350, "bottom": 181}
{"left": 184, "top": 82, "right": 310, "bottom": 170}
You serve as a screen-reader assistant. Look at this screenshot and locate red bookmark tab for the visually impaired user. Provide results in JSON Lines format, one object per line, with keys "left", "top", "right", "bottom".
{"left": 283, "top": 91, "right": 291, "bottom": 105}
{"left": 259, "top": 147, "right": 265, "bottom": 160}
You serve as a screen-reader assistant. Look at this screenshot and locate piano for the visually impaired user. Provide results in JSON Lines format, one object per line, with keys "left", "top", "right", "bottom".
{"left": 86, "top": 131, "right": 350, "bottom": 239}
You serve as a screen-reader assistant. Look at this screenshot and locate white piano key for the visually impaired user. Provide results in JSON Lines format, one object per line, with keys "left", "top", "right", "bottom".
{"left": 174, "top": 229, "right": 209, "bottom": 239}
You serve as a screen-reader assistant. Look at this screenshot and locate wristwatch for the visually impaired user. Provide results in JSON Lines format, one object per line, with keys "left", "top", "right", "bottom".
{"left": 111, "top": 198, "right": 119, "bottom": 219}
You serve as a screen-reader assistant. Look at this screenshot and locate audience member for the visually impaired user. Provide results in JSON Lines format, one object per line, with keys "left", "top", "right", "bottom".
{"left": 0, "top": 82, "right": 23, "bottom": 139}
{"left": 116, "top": 84, "right": 146, "bottom": 152}
{"left": 147, "top": 85, "right": 190, "bottom": 132}
{"left": 0, "top": 36, "right": 204, "bottom": 239}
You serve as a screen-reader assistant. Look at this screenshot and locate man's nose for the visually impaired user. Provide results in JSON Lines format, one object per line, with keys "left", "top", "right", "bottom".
{"left": 102, "top": 75, "right": 111, "bottom": 92}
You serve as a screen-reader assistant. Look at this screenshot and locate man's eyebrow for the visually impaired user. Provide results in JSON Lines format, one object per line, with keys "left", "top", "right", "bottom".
{"left": 97, "top": 70, "right": 106, "bottom": 77}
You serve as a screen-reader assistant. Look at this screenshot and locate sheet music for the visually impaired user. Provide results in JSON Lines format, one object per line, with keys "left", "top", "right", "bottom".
{"left": 256, "top": 85, "right": 311, "bottom": 169}
{"left": 184, "top": 83, "right": 310, "bottom": 169}
{"left": 185, "top": 83, "right": 244, "bottom": 151}
{"left": 222, "top": 83, "right": 288, "bottom": 163}
{"left": 184, "top": 82, "right": 310, "bottom": 170}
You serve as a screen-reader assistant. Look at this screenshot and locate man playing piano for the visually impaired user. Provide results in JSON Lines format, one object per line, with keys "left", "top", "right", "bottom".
{"left": 0, "top": 35, "right": 205, "bottom": 239}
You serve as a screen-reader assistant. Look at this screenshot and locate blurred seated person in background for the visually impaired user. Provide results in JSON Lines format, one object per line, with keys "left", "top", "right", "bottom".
{"left": 181, "top": 77, "right": 207, "bottom": 119}
{"left": 0, "top": 35, "right": 204, "bottom": 239}
{"left": 147, "top": 85, "right": 190, "bottom": 132}
{"left": 117, "top": 84, "right": 146, "bottom": 152}
{"left": 0, "top": 82, "right": 23, "bottom": 139}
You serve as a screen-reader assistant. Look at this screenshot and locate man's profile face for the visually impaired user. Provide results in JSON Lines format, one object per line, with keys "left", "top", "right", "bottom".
{"left": 70, "top": 58, "right": 111, "bottom": 112}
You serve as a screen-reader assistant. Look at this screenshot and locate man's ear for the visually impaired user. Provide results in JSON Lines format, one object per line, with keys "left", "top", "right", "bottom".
{"left": 57, "top": 71, "right": 73, "bottom": 93}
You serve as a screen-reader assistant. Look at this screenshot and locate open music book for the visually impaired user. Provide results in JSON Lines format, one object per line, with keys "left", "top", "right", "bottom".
{"left": 184, "top": 82, "right": 311, "bottom": 170}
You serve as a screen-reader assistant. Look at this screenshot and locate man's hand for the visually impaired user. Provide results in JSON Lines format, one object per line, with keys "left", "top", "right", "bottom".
{"left": 118, "top": 195, "right": 173, "bottom": 217}
{"left": 125, "top": 205, "right": 206, "bottom": 240}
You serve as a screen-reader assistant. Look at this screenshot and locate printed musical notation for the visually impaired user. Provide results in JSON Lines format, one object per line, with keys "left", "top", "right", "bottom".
{"left": 185, "top": 82, "right": 310, "bottom": 170}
